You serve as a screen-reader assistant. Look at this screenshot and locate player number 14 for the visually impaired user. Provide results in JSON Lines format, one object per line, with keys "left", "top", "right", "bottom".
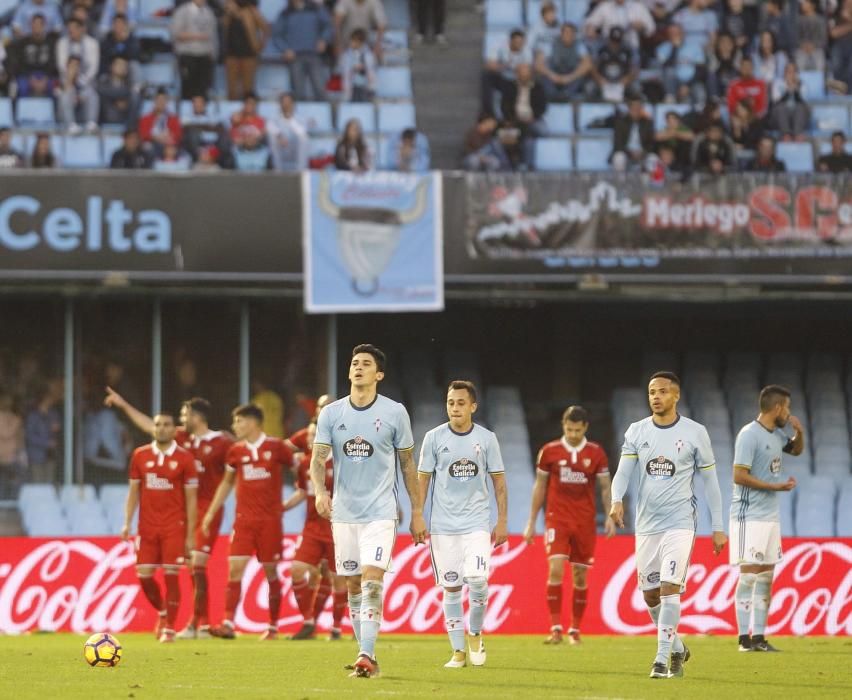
{"left": 476, "top": 556, "right": 486, "bottom": 571}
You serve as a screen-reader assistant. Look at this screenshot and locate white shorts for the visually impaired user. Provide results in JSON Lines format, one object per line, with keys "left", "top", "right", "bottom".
{"left": 635, "top": 529, "right": 695, "bottom": 591}
{"left": 332, "top": 520, "right": 396, "bottom": 576}
{"left": 430, "top": 531, "right": 492, "bottom": 586}
{"left": 729, "top": 519, "right": 782, "bottom": 566}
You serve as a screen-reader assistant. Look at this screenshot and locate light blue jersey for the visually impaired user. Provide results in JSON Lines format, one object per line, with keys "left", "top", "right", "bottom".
{"left": 731, "top": 421, "right": 792, "bottom": 523}
{"left": 418, "top": 423, "right": 504, "bottom": 535}
{"left": 315, "top": 394, "right": 414, "bottom": 524}
{"left": 613, "top": 415, "right": 722, "bottom": 535}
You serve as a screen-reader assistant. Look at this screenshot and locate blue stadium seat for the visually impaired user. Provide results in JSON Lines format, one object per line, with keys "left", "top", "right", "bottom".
{"left": 69, "top": 511, "right": 111, "bottom": 536}
{"left": 485, "top": 0, "right": 524, "bottom": 29}
{"left": 337, "top": 102, "right": 376, "bottom": 133}
{"left": 10, "top": 132, "right": 31, "bottom": 157}
{"left": 293, "top": 101, "right": 334, "bottom": 134}
{"left": 837, "top": 479, "right": 852, "bottom": 536}
{"left": 562, "top": 0, "right": 590, "bottom": 25}
{"left": 307, "top": 136, "right": 337, "bottom": 161}
{"left": 139, "top": 0, "right": 174, "bottom": 21}
{"left": 377, "top": 102, "right": 416, "bottom": 134}
{"left": 179, "top": 98, "right": 219, "bottom": 122}
{"left": 255, "top": 64, "right": 292, "bottom": 98}
{"left": 99, "top": 484, "right": 127, "bottom": 509}
{"left": 483, "top": 30, "right": 506, "bottom": 59}
{"left": 811, "top": 104, "right": 850, "bottom": 135}
{"left": 577, "top": 103, "right": 616, "bottom": 132}
{"left": 15, "top": 97, "right": 56, "bottom": 127}
{"left": 139, "top": 60, "right": 176, "bottom": 87}
{"left": 63, "top": 135, "right": 105, "bottom": 169}
{"left": 258, "top": 0, "right": 287, "bottom": 23}
{"left": 542, "top": 103, "right": 574, "bottom": 135}
{"left": 654, "top": 103, "right": 692, "bottom": 131}
{"left": 257, "top": 100, "right": 279, "bottom": 122}
{"left": 575, "top": 138, "right": 611, "bottom": 170}
{"left": 102, "top": 133, "right": 124, "bottom": 163}
{"left": 795, "top": 476, "right": 836, "bottom": 536}
{"left": 776, "top": 142, "right": 814, "bottom": 172}
{"left": 26, "top": 509, "right": 70, "bottom": 537}
{"left": 0, "top": 97, "right": 12, "bottom": 127}
{"left": 818, "top": 139, "right": 852, "bottom": 155}
{"left": 800, "top": 70, "right": 826, "bottom": 100}
{"left": 19, "top": 483, "right": 59, "bottom": 508}
{"left": 778, "top": 490, "right": 795, "bottom": 536}
{"left": 376, "top": 67, "right": 413, "bottom": 99}
{"left": 534, "top": 137, "right": 573, "bottom": 171}
{"left": 217, "top": 100, "right": 244, "bottom": 123}
{"left": 60, "top": 484, "right": 98, "bottom": 507}
{"left": 219, "top": 494, "right": 236, "bottom": 534}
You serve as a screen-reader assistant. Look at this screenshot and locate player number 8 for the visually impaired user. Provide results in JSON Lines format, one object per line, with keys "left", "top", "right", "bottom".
{"left": 375, "top": 547, "right": 383, "bottom": 562}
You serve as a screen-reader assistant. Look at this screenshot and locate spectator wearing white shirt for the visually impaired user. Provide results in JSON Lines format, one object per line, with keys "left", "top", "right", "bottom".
{"left": 334, "top": 0, "right": 387, "bottom": 60}
{"left": 482, "top": 28, "right": 533, "bottom": 117}
{"left": 340, "top": 28, "right": 377, "bottom": 101}
{"left": 266, "top": 92, "right": 309, "bottom": 171}
{"left": 752, "top": 30, "right": 787, "bottom": 84}
{"left": 171, "top": 0, "right": 218, "bottom": 100}
{"left": 56, "top": 17, "right": 100, "bottom": 87}
{"left": 12, "top": 0, "right": 63, "bottom": 38}
{"left": 584, "top": 0, "right": 655, "bottom": 50}
{"left": 770, "top": 62, "right": 810, "bottom": 141}
{"left": 672, "top": 0, "right": 718, "bottom": 53}
{"left": 529, "top": 1, "right": 562, "bottom": 62}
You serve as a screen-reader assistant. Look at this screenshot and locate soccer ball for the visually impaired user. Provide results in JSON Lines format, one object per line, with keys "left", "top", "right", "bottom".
{"left": 83, "top": 633, "right": 123, "bottom": 667}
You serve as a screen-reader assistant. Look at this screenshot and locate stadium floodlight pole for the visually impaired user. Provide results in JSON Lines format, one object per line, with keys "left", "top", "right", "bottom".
{"left": 151, "top": 298, "right": 162, "bottom": 414}
{"left": 63, "top": 299, "right": 74, "bottom": 486}
{"left": 327, "top": 315, "right": 337, "bottom": 397}
{"left": 239, "top": 301, "right": 250, "bottom": 405}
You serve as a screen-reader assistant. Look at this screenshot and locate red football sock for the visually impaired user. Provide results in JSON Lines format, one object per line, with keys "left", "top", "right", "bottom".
{"left": 292, "top": 577, "right": 318, "bottom": 623}
{"left": 164, "top": 573, "right": 180, "bottom": 629}
{"left": 547, "top": 583, "right": 563, "bottom": 629}
{"left": 268, "top": 577, "right": 282, "bottom": 627}
{"left": 224, "top": 580, "right": 242, "bottom": 624}
{"left": 139, "top": 576, "right": 164, "bottom": 613}
{"left": 313, "top": 578, "right": 332, "bottom": 622}
{"left": 571, "top": 586, "right": 588, "bottom": 630}
{"left": 192, "top": 566, "right": 209, "bottom": 627}
{"left": 332, "top": 590, "right": 348, "bottom": 629}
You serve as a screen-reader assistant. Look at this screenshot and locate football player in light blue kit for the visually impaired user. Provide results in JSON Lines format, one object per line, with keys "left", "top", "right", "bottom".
{"left": 731, "top": 384, "right": 803, "bottom": 653}
{"left": 311, "top": 344, "right": 427, "bottom": 679}
{"left": 610, "top": 371, "right": 727, "bottom": 679}
{"left": 417, "top": 380, "right": 508, "bottom": 669}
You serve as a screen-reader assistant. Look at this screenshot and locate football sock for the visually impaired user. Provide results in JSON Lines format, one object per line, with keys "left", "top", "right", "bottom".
{"left": 332, "top": 590, "right": 348, "bottom": 629}
{"left": 268, "top": 576, "right": 282, "bottom": 628}
{"left": 468, "top": 577, "right": 488, "bottom": 636}
{"left": 647, "top": 601, "right": 684, "bottom": 653}
{"left": 192, "top": 566, "right": 209, "bottom": 627}
{"left": 359, "top": 580, "right": 383, "bottom": 658}
{"left": 348, "top": 592, "right": 362, "bottom": 644}
{"left": 571, "top": 585, "right": 588, "bottom": 630}
{"left": 292, "top": 577, "right": 316, "bottom": 623}
{"left": 547, "top": 582, "right": 563, "bottom": 629}
{"left": 225, "top": 580, "right": 242, "bottom": 624}
{"left": 442, "top": 588, "right": 465, "bottom": 651}
{"left": 735, "top": 572, "right": 757, "bottom": 636}
{"left": 655, "top": 594, "right": 681, "bottom": 665}
{"left": 139, "top": 576, "right": 164, "bottom": 613}
{"left": 752, "top": 571, "right": 773, "bottom": 636}
{"left": 313, "top": 577, "right": 333, "bottom": 623}
{"left": 164, "top": 572, "right": 180, "bottom": 629}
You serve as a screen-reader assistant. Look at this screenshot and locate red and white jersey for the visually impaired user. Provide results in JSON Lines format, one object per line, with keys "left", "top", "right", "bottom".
{"left": 536, "top": 437, "right": 609, "bottom": 528}
{"left": 129, "top": 441, "right": 198, "bottom": 533}
{"left": 175, "top": 427, "right": 233, "bottom": 505}
{"left": 296, "top": 450, "right": 333, "bottom": 527}
{"left": 288, "top": 427, "right": 309, "bottom": 453}
{"left": 225, "top": 434, "right": 293, "bottom": 520}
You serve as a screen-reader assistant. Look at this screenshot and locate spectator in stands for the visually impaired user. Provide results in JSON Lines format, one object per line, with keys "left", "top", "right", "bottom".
{"left": 110, "top": 128, "right": 152, "bottom": 168}
{"left": 10, "top": 14, "right": 58, "bottom": 97}
{"left": 748, "top": 135, "right": 786, "bottom": 172}
{"left": 266, "top": 92, "right": 309, "bottom": 171}
{"left": 536, "top": 22, "right": 592, "bottom": 102}
{"left": 529, "top": 1, "right": 561, "bottom": 63}
{"left": 692, "top": 121, "right": 735, "bottom": 175}
{"left": 97, "top": 57, "right": 137, "bottom": 126}
{"left": 385, "top": 128, "right": 430, "bottom": 172}
{"left": 171, "top": 0, "right": 218, "bottom": 100}
{"left": 796, "top": 0, "right": 827, "bottom": 73}
{"left": 672, "top": 0, "right": 717, "bottom": 53}
{"left": 482, "top": 28, "right": 532, "bottom": 116}
{"left": 222, "top": 0, "right": 270, "bottom": 101}
{"left": 708, "top": 32, "right": 741, "bottom": 99}
{"left": 0, "top": 43, "right": 8, "bottom": 97}
{"left": 501, "top": 62, "right": 547, "bottom": 168}
{"left": 182, "top": 94, "right": 233, "bottom": 165}
{"left": 24, "top": 382, "right": 62, "bottom": 483}
{"left": 770, "top": 63, "right": 811, "bottom": 141}
{"left": 414, "top": 0, "right": 446, "bottom": 45}
{"left": 138, "top": 88, "right": 182, "bottom": 156}
{"left": 334, "top": 117, "right": 371, "bottom": 171}
{"left": 29, "top": 132, "right": 58, "bottom": 167}
{"left": 274, "top": 0, "right": 331, "bottom": 101}
{"left": 193, "top": 144, "right": 221, "bottom": 171}
{"left": 153, "top": 140, "right": 192, "bottom": 171}
{"left": 99, "top": 13, "right": 140, "bottom": 78}
{"left": 831, "top": 0, "right": 852, "bottom": 93}
{"left": 57, "top": 55, "right": 100, "bottom": 134}
{"left": 758, "top": 0, "right": 793, "bottom": 54}
{"left": 340, "top": 28, "right": 377, "bottom": 101}
{"left": 12, "top": 0, "right": 63, "bottom": 38}
{"left": 0, "top": 393, "right": 25, "bottom": 493}
{"left": 68, "top": 1, "right": 99, "bottom": 38}
{"left": 721, "top": 0, "right": 756, "bottom": 52}
{"left": 230, "top": 92, "right": 266, "bottom": 147}
{"left": 610, "top": 95, "right": 654, "bottom": 171}
{"left": 655, "top": 23, "right": 706, "bottom": 103}
{"left": 590, "top": 26, "right": 638, "bottom": 103}
{"left": 463, "top": 112, "right": 512, "bottom": 171}
{"left": 818, "top": 131, "right": 852, "bottom": 172}
{"left": 0, "top": 128, "right": 25, "bottom": 168}
{"left": 334, "top": 0, "right": 387, "bottom": 60}
{"left": 654, "top": 110, "right": 694, "bottom": 172}
{"left": 234, "top": 127, "right": 271, "bottom": 170}
{"left": 729, "top": 100, "right": 765, "bottom": 151}
{"left": 98, "top": 0, "right": 139, "bottom": 38}
{"left": 56, "top": 17, "right": 100, "bottom": 94}
{"left": 728, "top": 56, "right": 768, "bottom": 119}
{"left": 584, "top": 0, "right": 655, "bottom": 50}
{"left": 752, "top": 30, "right": 787, "bottom": 85}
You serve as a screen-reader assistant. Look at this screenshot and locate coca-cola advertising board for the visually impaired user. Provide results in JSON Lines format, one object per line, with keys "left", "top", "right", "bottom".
{"left": 1, "top": 536, "right": 849, "bottom": 636}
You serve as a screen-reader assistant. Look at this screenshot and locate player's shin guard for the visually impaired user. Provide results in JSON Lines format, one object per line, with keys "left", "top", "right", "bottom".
{"left": 735, "top": 572, "right": 757, "bottom": 636}
{"left": 467, "top": 577, "right": 488, "bottom": 636}
{"left": 571, "top": 585, "right": 588, "bottom": 630}
{"left": 164, "top": 572, "right": 180, "bottom": 629}
{"left": 333, "top": 590, "right": 347, "bottom": 629}
{"left": 313, "top": 577, "right": 332, "bottom": 623}
{"left": 547, "top": 582, "right": 563, "bottom": 629}
{"left": 292, "top": 577, "right": 317, "bottom": 623}
{"left": 268, "top": 576, "right": 282, "bottom": 628}
{"left": 655, "top": 594, "right": 681, "bottom": 666}
{"left": 359, "top": 580, "right": 383, "bottom": 658}
{"left": 192, "top": 566, "right": 209, "bottom": 626}
{"left": 752, "top": 571, "right": 773, "bottom": 636}
{"left": 139, "top": 575, "right": 164, "bottom": 614}
{"left": 224, "top": 580, "right": 242, "bottom": 626}
{"left": 348, "top": 592, "right": 362, "bottom": 644}
{"left": 442, "top": 589, "right": 465, "bottom": 651}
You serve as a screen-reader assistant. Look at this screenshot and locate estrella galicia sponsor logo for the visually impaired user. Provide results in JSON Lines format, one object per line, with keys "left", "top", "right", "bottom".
{"left": 647, "top": 571, "right": 660, "bottom": 584}
{"left": 344, "top": 435, "right": 374, "bottom": 461}
{"left": 448, "top": 458, "right": 479, "bottom": 482}
{"left": 444, "top": 571, "right": 459, "bottom": 583}
{"left": 343, "top": 560, "right": 358, "bottom": 572}
{"left": 646, "top": 455, "right": 675, "bottom": 480}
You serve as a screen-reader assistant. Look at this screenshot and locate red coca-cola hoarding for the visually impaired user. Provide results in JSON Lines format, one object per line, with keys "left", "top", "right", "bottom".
{"left": 0, "top": 536, "right": 849, "bottom": 636}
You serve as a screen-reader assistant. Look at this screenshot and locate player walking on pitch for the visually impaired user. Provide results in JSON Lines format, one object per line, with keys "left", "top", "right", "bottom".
{"left": 609, "top": 372, "right": 727, "bottom": 679}
{"left": 523, "top": 405, "right": 614, "bottom": 645}
{"left": 731, "top": 385, "right": 803, "bottom": 653}
{"left": 122, "top": 413, "right": 198, "bottom": 643}
{"left": 311, "top": 344, "right": 427, "bottom": 679}
{"left": 418, "top": 380, "right": 508, "bottom": 668}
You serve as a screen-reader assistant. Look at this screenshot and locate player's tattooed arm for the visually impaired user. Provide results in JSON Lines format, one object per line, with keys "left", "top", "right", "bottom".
{"left": 491, "top": 472, "right": 509, "bottom": 547}
{"left": 311, "top": 443, "right": 333, "bottom": 519}
{"left": 399, "top": 448, "right": 427, "bottom": 544}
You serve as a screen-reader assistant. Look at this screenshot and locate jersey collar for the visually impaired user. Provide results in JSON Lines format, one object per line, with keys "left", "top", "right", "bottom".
{"left": 561, "top": 436, "right": 587, "bottom": 453}
{"left": 193, "top": 429, "right": 221, "bottom": 446}
{"left": 245, "top": 433, "right": 268, "bottom": 460}
{"left": 150, "top": 441, "right": 177, "bottom": 464}
{"left": 349, "top": 394, "right": 379, "bottom": 411}
{"left": 651, "top": 414, "right": 681, "bottom": 429}
{"left": 449, "top": 422, "right": 475, "bottom": 436}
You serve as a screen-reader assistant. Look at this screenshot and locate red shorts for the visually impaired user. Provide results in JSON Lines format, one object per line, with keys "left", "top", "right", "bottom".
{"left": 194, "top": 501, "right": 223, "bottom": 555}
{"left": 136, "top": 528, "right": 187, "bottom": 567}
{"left": 294, "top": 523, "right": 336, "bottom": 573}
{"left": 229, "top": 516, "right": 282, "bottom": 563}
{"left": 545, "top": 520, "right": 596, "bottom": 566}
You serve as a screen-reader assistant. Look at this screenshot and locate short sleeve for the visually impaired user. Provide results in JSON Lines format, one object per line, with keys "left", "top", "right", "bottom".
{"left": 621, "top": 425, "right": 638, "bottom": 457}
{"left": 695, "top": 426, "right": 716, "bottom": 470}
{"left": 394, "top": 404, "right": 414, "bottom": 450}
{"left": 733, "top": 429, "right": 756, "bottom": 469}
{"left": 183, "top": 455, "right": 199, "bottom": 486}
{"left": 129, "top": 452, "right": 141, "bottom": 481}
{"left": 596, "top": 447, "right": 610, "bottom": 475}
{"left": 315, "top": 405, "right": 333, "bottom": 447}
{"left": 224, "top": 445, "right": 238, "bottom": 472}
{"left": 486, "top": 433, "right": 505, "bottom": 474}
{"left": 535, "top": 445, "right": 551, "bottom": 474}
{"left": 278, "top": 440, "right": 295, "bottom": 468}
{"left": 417, "top": 430, "right": 436, "bottom": 474}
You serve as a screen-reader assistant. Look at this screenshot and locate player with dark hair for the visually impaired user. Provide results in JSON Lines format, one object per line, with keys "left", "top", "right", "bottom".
{"left": 202, "top": 403, "right": 294, "bottom": 640}
{"left": 610, "top": 372, "right": 727, "bottom": 678}
{"left": 731, "top": 384, "right": 804, "bottom": 653}
{"left": 524, "top": 404, "right": 613, "bottom": 645}
{"left": 121, "top": 413, "right": 198, "bottom": 643}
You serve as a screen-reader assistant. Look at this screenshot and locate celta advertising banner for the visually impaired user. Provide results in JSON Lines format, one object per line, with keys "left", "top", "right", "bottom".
{"left": 1, "top": 536, "right": 849, "bottom": 635}
{"left": 303, "top": 171, "right": 443, "bottom": 313}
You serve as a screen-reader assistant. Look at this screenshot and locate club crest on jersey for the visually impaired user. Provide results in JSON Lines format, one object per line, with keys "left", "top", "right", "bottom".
{"left": 242, "top": 455, "right": 250, "bottom": 463}
{"left": 770, "top": 457, "right": 782, "bottom": 475}
{"left": 675, "top": 439, "right": 684, "bottom": 454}
{"left": 375, "top": 418, "right": 382, "bottom": 432}
{"left": 344, "top": 436, "right": 374, "bottom": 461}
{"left": 145, "top": 461, "right": 155, "bottom": 468}
{"left": 263, "top": 451, "right": 272, "bottom": 460}
{"left": 169, "top": 460, "right": 178, "bottom": 470}
{"left": 583, "top": 458, "right": 591, "bottom": 467}
{"left": 203, "top": 445, "right": 212, "bottom": 455}
{"left": 474, "top": 443, "right": 482, "bottom": 458}
{"left": 448, "top": 458, "right": 479, "bottom": 482}
{"left": 646, "top": 455, "right": 675, "bottom": 480}
{"left": 338, "top": 424, "right": 347, "bottom": 430}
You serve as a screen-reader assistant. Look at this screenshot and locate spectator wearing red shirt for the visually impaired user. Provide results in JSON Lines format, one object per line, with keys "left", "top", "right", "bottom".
{"left": 727, "top": 56, "right": 767, "bottom": 118}
{"left": 138, "top": 88, "right": 182, "bottom": 156}
{"left": 229, "top": 92, "right": 265, "bottom": 147}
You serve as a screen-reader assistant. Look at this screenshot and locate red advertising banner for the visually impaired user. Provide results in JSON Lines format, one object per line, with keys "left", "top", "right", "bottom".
{"left": 0, "top": 536, "right": 849, "bottom": 636}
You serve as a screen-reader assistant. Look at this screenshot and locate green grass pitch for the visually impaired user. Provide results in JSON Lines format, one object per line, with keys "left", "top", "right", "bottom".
{"left": 1, "top": 634, "right": 850, "bottom": 699}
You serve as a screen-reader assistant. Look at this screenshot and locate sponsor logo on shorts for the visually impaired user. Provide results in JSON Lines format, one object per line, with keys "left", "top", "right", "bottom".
{"left": 444, "top": 571, "right": 459, "bottom": 583}
{"left": 751, "top": 548, "right": 764, "bottom": 562}
{"left": 343, "top": 560, "right": 358, "bottom": 572}
{"left": 344, "top": 436, "right": 374, "bottom": 461}
{"left": 770, "top": 457, "right": 782, "bottom": 475}
{"left": 647, "top": 571, "right": 660, "bottom": 584}
{"left": 448, "top": 458, "right": 479, "bottom": 482}
{"left": 646, "top": 456, "right": 675, "bottom": 480}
